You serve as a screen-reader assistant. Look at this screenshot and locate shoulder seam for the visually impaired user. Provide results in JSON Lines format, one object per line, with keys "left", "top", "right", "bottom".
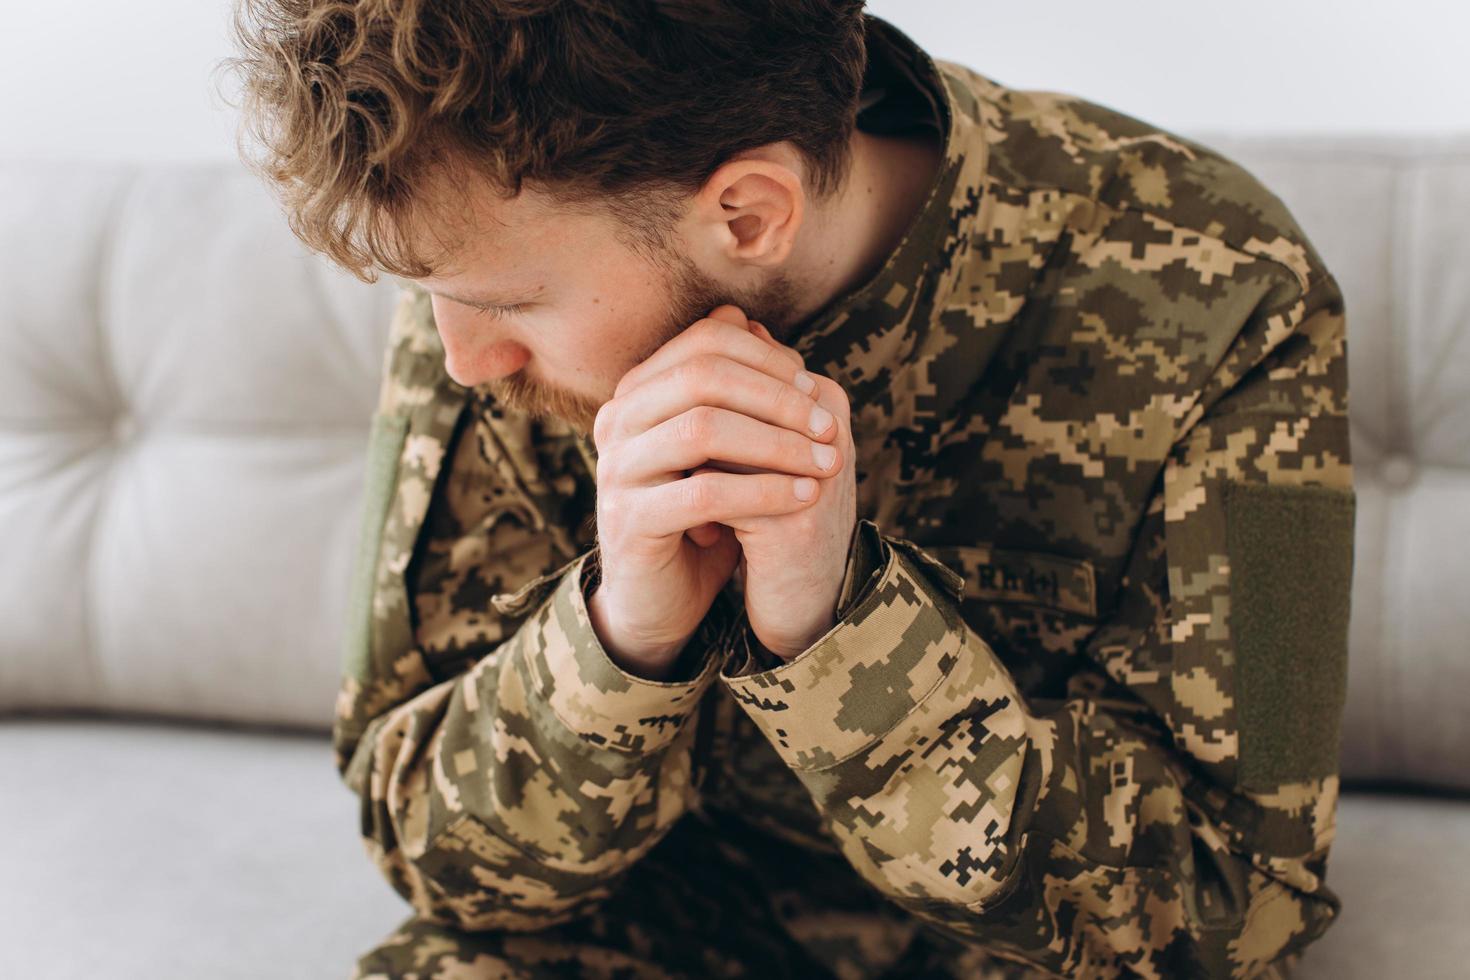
{"left": 948, "top": 71, "right": 1322, "bottom": 293}
{"left": 975, "top": 175, "right": 1320, "bottom": 295}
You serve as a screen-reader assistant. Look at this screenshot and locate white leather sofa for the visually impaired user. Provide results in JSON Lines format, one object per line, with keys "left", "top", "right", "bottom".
{"left": 2, "top": 133, "right": 1467, "bottom": 978}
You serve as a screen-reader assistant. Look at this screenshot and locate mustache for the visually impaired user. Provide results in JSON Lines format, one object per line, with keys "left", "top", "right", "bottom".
{"left": 485, "top": 370, "right": 600, "bottom": 434}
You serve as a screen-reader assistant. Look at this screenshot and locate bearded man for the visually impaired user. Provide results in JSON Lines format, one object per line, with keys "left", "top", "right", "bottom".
{"left": 225, "top": 3, "right": 1353, "bottom": 977}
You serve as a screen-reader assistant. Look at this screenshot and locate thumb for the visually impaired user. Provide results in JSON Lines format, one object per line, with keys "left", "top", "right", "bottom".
{"left": 706, "top": 304, "right": 748, "bottom": 329}
{"left": 687, "top": 521, "right": 724, "bottom": 548}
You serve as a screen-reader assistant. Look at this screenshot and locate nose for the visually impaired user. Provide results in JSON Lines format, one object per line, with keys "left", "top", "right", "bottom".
{"left": 431, "top": 301, "right": 531, "bottom": 387}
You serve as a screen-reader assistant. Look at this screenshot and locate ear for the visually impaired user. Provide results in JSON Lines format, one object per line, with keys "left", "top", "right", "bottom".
{"left": 694, "top": 151, "right": 805, "bottom": 268}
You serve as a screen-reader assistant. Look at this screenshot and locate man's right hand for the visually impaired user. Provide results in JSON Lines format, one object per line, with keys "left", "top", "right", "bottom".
{"left": 586, "top": 304, "right": 842, "bottom": 680}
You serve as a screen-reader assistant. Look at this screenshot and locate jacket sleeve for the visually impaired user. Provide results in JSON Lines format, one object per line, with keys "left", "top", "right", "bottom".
{"left": 333, "top": 285, "right": 740, "bottom": 931}
{"left": 717, "top": 271, "right": 1354, "bottom": 977}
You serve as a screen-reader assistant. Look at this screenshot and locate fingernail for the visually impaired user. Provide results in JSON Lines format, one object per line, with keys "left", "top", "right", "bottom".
{"left": 794, "top": 477, "right": 816, "bottom": 500}
{"left": 808, "top": 404, "right": 833, "bottom": 435}
{"left": 794, "top": 371, "right": 816, "bottom": 395}
{"left": 812, "top": 443, "right": 836, "bottom": 469}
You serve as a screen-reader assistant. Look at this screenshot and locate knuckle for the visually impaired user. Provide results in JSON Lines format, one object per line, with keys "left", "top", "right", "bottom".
{"left": 757, "top": 343, "right": 785, "bottom": 377}
{"left": 671, "top": 360, "right": 701, "bottom": 401}
{"left": 692, "top": 318, "right": 730, "bottom": 344}
{"left": 694, "top": 403, "right": 722, "bottom": 437}
{"left": 686, "top": 352, "right": 726, "bottom": 390}
{"left": 594, "top": 450, "right": 621, "bottom": 487}
{"left": 597, "top": 487, "right": 626, "bottom": 529}
{"left": 682, "top": 472, "right": 715, "bottom": 513}
{"left": 675, "top": 355, "right": 729, "bottom": 408}
{"left": 593, "top": 400, "right": 616, "bottom": 446}
{"left": 773, "top": 377, "right": 802, "bottom": 417}
{"left": 676, "top": 405, "right": 714, "bottom": 445}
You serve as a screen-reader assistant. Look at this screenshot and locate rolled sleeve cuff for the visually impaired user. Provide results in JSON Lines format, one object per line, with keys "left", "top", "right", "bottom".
{"left": 717, "top": 519, "right": 975, "bottom": 771}
{"left": 494, "top": 545, "right": 736, "bottom": 755}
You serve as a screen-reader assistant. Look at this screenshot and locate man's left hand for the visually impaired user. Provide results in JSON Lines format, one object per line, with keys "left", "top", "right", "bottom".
{"left": 731, "top": 320, "right": 858, "bottom": 661}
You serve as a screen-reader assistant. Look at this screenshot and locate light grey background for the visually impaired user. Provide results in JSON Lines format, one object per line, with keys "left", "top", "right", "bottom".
{"left": 2, "top": 0, "right": 1468, "bottom": 165}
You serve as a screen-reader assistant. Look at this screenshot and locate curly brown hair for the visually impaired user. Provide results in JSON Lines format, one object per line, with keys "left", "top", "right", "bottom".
{"left": 217, "top": 0, "right": 870, "bottom": 284}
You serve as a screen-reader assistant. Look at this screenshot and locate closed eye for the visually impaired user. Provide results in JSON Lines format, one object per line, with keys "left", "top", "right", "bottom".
{"left": 470, "top": 301, "right": 530, "bottom": 319}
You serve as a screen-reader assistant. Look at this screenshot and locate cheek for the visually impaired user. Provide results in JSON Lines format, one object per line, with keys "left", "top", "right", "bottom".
{"left": 580, "top": 295, "right": 664, "bottom": 358}
{"left": 562, "top": 253, "right": 681, "bottom": 363}
{"left": 533, "top": 307, "right": 629, "bottom": 384}
{"left": 594, "top": 244, "right": 673, "bottom": 310}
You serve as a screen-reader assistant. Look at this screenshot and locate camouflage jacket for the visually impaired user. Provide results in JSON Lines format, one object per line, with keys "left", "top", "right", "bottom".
{"left": 333, "top": 15, "right": 1353, "bottom": 979}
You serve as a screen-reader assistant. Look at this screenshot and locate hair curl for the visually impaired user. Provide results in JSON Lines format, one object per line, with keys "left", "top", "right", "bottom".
{"left": 217, "top": 0, "right": 869, "bottom": 283}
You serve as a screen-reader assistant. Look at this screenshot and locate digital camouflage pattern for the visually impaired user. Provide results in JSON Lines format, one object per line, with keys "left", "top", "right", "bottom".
{"left": 334, "top": 13, "right": 1351, "bottom": 979}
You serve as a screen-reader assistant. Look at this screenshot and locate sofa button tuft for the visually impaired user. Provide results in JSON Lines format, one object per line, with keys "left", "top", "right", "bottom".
{"left": 112, "top": 413, "right": 138, "bottom": 444}
{"left": 1380, "top": 453, "right": 1417, "bottom": 489}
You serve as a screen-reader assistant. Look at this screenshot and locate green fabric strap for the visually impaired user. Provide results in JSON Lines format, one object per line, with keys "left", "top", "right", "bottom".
{"left": 342, "top": 412, "right": 410, "bottom": 683}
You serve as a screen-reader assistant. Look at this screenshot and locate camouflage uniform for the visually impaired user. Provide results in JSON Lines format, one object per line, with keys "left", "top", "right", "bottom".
{"left": 334, "top": 13, "right": 1352, "bottom": 979}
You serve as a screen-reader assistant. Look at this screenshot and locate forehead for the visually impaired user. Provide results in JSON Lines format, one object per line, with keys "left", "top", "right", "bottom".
{"left": 409, "top": 170, "right": 610, "bottom": 282}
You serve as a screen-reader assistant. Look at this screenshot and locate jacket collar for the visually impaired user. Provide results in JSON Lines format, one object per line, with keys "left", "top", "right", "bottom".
{"left": 789, "top": 14, "right": 988, "bottom": 395}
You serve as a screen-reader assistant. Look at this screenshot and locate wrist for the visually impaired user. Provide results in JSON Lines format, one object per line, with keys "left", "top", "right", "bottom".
{"left": 752, "top": 613, "right": 836, "bottom": 663}
{"left": 587, "top": 585, "right": 690, "bottom": 681}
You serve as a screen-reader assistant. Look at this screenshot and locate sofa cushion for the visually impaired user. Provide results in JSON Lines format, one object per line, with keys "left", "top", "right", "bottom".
{"left": 1292, "top": 790, "right": 1470, "bottom": 979}
{"left": 1, "top": 718, "right": 1464, "bottom": 979}
{"left": 0, "top": 718, "right": 407, "bottom": 978}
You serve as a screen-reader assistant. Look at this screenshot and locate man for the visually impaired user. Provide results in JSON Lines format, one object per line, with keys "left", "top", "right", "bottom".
{"left": 227, "top": 3, "right": 1353, "bottom": 977}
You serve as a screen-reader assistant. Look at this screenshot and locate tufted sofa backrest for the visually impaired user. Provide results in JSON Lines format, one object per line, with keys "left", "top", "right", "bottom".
{"left": 2, "top": 136, "right": 1468, "bottom": 789}
{"left": 0, "top": 162, "right": 397, "bottom": 728}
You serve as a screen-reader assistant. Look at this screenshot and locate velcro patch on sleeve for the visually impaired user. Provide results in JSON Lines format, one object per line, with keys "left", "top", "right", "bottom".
{"left": 1225, "top": 480, "right": 1355, "bottom": 792}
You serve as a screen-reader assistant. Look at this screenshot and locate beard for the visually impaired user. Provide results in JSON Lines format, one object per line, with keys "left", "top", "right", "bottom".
{"left": 483, "top": 243, "right": 801, "bottom": 437}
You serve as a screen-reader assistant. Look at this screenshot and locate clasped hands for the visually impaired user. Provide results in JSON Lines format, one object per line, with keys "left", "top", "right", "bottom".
{"left": 602, "top": 304, "right": 857, "bottom": 662}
